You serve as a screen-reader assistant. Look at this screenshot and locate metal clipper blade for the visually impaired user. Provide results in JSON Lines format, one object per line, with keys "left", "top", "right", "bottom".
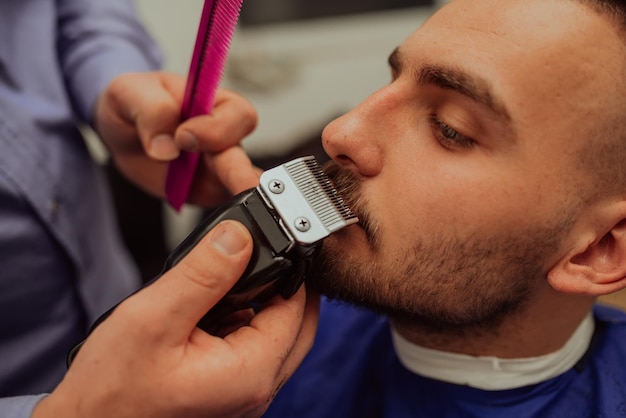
{"left": 259, "top": 156, "right": 359, "bottom": 245}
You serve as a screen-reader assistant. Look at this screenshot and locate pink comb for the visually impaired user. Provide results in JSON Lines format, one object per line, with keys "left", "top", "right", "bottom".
{"left": 165, "top": 0, "right": 244, "bottom": 210}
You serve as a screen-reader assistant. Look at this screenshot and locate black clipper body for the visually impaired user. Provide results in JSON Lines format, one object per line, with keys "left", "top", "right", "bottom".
{"left": 167, "top": 187, "right": 318, "bottom": 331}
{"left": 67, "top": 156, "right": 357, "bottom": 366}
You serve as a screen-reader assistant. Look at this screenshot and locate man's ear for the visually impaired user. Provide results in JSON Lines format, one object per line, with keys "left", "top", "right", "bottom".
{"left": 547, "top": 207, "right": 626, "bottom": 296}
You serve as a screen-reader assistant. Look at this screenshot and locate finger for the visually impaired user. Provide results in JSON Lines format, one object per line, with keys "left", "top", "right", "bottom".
{"left": 205, "top": 146, "right": 260, "bottom": 194}
{"left": 187, "top": 146, "right": 261, "bottom": 207}
{"left": 212, "top": 308, "right": 256, "bottom": 338}
{"left": 263, "top": 286, "right": 320, "bottom": 400}
{"left": 272, "top": 287, "right": 320, "bottom": 383}
{"left": 174, "top": 89, "right": 258, "bottom": 153}
{"left": 223, "top": 284, "right": 320, "bottom": 387}
{"left": 126, "top": 220, "right": 254, "bottom": 343}
{"left": 108, "top": 72, "right": 185, "bottom": 161}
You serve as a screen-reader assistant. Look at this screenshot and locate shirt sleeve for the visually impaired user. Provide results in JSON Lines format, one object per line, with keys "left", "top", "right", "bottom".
{"left": 0, "top": 394, "right": 47, "bottom": 418}
{"left": 56, "top": 0, "right": 163, "bottom": 124}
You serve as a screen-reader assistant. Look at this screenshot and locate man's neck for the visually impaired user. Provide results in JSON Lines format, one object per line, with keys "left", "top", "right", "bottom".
{"left": 390, "top": 292, "right": 595, "bottom": 358}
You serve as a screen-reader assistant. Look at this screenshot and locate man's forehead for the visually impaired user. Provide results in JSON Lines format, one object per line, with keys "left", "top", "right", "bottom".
{"left": 393, "top": 0, "right": 626, "bottom": 151}
{"left": 402, "top": 0, "right": 626, "bottom": 107}
{"left": 423, "top": 0, "right": 625, "bottom": 50}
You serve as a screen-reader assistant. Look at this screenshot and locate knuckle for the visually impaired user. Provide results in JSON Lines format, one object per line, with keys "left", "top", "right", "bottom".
{"left": 240, "top": 104, "right": 259, "bottom": 133}
{"left": 176, "top": 258, "right": 223, "bottom": 292}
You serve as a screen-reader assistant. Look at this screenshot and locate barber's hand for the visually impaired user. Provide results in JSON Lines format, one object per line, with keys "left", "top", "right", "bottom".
{"left": 94, "top": 71, "right": 260, "bottom": 206}
{"left": 33, "top": 220, "right": 319, "bottom": 418}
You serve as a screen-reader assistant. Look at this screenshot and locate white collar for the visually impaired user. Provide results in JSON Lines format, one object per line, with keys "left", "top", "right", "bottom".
{"left": 390, "top": 313, "right": 594, "bottom": 390}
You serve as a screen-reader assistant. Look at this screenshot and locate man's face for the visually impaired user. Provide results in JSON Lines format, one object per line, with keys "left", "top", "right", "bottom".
{"left": 311, "top": 0, "right": 626, "bottom": 331}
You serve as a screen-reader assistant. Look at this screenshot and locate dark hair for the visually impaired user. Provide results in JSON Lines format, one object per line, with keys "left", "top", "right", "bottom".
{"left": 576, "top": 0, "right": 626, "bottom": 29}
{"left": 570, "top": 0, "right": 626, "bottom": 198}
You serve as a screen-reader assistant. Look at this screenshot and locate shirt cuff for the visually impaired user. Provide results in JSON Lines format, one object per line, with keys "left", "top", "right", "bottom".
{"left": 0, "top": 394, "right": 48, "bottom": 418}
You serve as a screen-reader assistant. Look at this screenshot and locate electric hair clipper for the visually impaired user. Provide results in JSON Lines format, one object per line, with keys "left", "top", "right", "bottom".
{"left": 67, "top": 156, "right": 358, "bottom": 366}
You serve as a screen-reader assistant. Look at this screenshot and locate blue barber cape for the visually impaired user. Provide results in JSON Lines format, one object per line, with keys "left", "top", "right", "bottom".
{"left": 264, "top": 300, "right": 626, "bottom": 418}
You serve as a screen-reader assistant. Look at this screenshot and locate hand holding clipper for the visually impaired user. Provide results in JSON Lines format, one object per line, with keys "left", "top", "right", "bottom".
{"left": 67, "top": 156, "right": 357, "bottom": 366}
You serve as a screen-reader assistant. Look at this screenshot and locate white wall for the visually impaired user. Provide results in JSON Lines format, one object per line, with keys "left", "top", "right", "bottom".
{"left": 134, "top": 0, "right": 204, "bottom": 75}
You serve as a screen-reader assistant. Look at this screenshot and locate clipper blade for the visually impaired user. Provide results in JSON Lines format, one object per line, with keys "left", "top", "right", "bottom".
{"left": 259, "top": 156, "right": 359, "bottom": 245}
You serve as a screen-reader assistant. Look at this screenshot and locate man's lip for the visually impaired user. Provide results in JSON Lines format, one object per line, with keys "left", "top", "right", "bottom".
{"left": 325, "top": 170, "right": 362, "bottom": 227}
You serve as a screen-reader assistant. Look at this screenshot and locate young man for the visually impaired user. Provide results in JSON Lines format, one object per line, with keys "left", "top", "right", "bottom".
{"left": 264, "top": 0, "right": 626, "bottom": 416}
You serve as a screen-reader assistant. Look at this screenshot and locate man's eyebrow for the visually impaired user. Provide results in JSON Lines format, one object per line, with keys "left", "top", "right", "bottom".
{"left": 418, "top": 65, "right": 511, "bottom": 121}
{"left": 387, "top": 48, "right": 511, "bottom": 121}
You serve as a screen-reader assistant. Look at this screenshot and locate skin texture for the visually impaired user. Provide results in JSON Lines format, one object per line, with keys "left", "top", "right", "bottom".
{"left": 309, "top": 0, "right": 626, "bottom": 357}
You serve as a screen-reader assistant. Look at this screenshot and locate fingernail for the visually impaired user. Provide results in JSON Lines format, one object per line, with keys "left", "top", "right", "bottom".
{"left": 177, "top": 131, "right": 198, "bottom": 152}
{"left": 211, "top": 221, "right": 248, "bottom": 255}
{"left": 149, "top": 134, "right": 180, "bottom": 160}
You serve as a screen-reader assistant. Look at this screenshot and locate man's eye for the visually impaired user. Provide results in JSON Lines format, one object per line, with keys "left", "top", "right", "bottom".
{"left": 429, "top": 116, "right": 476, "bottom": 149}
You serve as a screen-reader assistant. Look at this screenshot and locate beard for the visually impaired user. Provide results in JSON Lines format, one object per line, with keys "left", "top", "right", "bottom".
{"left": 307, "top": 161, "right": 575, "bottom": 336}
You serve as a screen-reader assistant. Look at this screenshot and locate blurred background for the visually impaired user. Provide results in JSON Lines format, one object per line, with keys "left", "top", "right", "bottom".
{"left": 103, "top": 0, "right": 626, "bottom": 310}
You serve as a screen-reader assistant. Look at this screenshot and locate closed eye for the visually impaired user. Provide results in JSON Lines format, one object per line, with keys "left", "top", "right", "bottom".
{"left": 429, "top": 116, "right": 476, "bottom": 149}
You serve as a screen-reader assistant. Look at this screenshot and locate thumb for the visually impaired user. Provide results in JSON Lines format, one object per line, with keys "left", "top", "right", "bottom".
{"left": 97, "top": 72, "right": 184, "bottom": 161}
{"left": 130, "top": 74, "right": 184, "bottom": 161}
{"left": 134, "top": 220, "right": 253, "bottom": 342}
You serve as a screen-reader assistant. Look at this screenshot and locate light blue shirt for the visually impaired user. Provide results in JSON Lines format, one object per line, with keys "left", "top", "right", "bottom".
{"left": 0, "top": 0, "right": 161, "bottom": 415}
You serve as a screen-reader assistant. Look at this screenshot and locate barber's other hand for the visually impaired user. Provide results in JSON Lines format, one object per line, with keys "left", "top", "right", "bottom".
{"left": 32, "top": 220, "right": 319, "bottom": 418}
{"left": 94, "top": 71, "right": 260, "bottom": 207}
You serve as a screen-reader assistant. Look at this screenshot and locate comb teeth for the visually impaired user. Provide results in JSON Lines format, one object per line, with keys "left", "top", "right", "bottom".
{"left": 259, "top": 156, "right": 359, "bottom": 245}
{"left": 183, "top": 0, "right": 244, "bottom": 118}
{"left": 166, "top": 0, "right": 244, "bottom": 211}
